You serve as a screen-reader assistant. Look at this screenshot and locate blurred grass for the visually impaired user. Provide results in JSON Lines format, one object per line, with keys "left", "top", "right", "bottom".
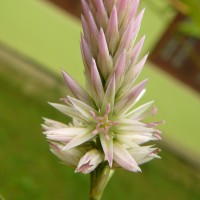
{"left": 0, "top": 55, "right": 89, "bottom": 200}
{"left": 182, "top": 0, "right": 200, "bottom": 27}
{"left": 0, "top": 47, "right": 200, "bottom": 200}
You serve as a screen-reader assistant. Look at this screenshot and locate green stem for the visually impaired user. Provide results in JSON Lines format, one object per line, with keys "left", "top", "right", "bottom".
{"left": 89, "top": 164, "right": 114, "bottom": 200}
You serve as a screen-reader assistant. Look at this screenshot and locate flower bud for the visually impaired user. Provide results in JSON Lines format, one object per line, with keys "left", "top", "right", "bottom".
{"left": 75, "top": 149, "right": 103, "bottom": 174}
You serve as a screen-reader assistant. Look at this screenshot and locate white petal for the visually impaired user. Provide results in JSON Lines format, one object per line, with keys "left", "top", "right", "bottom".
{"left": 100, "top": 133, "right": 113, "bottom": 167}
{"left": 113, "top": 142, "right": 141, "bottom": 172}
{"left": 125, "top": 101, "right": 154, "bottom": 119}
{"left": 44, "top": 127, "right": 86, "bottom": 136}
{"left": 63, "top": 126, "right": 94, "bottom": 150}
{"left": 128, "top": 146, "right": 160, "bottom": 165}
{"left": 44, "top": 127, "right": 89, "bottom": 143}
{"left": 49, "top": 142, "right": 85, "bottom": 167}
{"left": 117, "top": 134, "right": 138, "bottom": 146}
{"left": 68, "top": 96, "right": 96, "bottom": 121}
{"left": 121, "top": 134, "right": 159, "bottom": 145}
{"left": 49, "top": 103, "right": 81, "bottom": 119}
{"left": 43, "top": 118, "right": 68, "bottom": 128}
{"left": 118, "top": 124, "right": 155, "bottom": 133}
{"left": 119, "top": 118, "right": 145, "bottom": 126}
{"left": 47, "top": 135, "right": 73, "bottom": 142}
{"left": 42, "top": 118, "right": 68, "bottom": 131}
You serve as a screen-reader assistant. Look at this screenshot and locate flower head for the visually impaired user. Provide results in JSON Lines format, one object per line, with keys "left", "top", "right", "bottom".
{"left": 42, "top": 0, "right": 163, "bottom": 173}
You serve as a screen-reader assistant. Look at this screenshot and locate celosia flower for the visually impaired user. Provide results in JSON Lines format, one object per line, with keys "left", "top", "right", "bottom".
{"left": 42, "top": 0, "right": 163, "bottom": 174}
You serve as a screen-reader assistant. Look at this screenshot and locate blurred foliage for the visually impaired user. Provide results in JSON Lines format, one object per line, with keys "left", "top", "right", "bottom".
{"left": 1, "top": 49, "right": 200, "bottom": 200}
{"left": 181, "top": 0, "right": 200, "bottom": 24}
{"left": 144, "top": 0, "right": 200, "bottom": 38}
{"left": 0, "top": 194, "right": 5, "bottom": 200}
{"left": 170, "top": 0, "right": 200, "bottom": 38}
{"left": 178, "top": 20, "right": 200, "bottom": 39}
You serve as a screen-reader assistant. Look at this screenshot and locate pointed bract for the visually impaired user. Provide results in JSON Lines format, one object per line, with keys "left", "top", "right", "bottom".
{"left": 81, "top": 35, "right": 93, "bottom": 71}
{"left": 68, "top": 96, "right": 96, "bottom": 121}
{"left": 98, "top": 28, "right": 113, "bottom": 79}
{"left": 106, "top": 5, "right": 119, "bottom": 55}
{"left": 90, "top": 58, "right": 105, "bottom": 107}
{"left": 62, "top": 70, "right": 94, "bottom": 106}
{"left": 110, "top": 50, "right": 126, "bottom": 90}
{"left": 93, "top": 0, "right": 108, "bottom": 28}
{"left": 100, "top": 133, "right": 113, "bottom": 167}
{"left": 102, "top": 75, "right": 115, "bottom": 114}
{"left": 113, "top": 142, "right": 141, "bottom": 172}
{"left": 115, "top": 79, "right": 148, "bottom": 114}
{"left": 63, "top": 126, "right": 94, "bottom": 150}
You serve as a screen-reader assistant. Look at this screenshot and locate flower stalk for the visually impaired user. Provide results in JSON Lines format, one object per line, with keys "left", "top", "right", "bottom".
{"left": 90, "top": 164, "right": 114, "bottom": 200}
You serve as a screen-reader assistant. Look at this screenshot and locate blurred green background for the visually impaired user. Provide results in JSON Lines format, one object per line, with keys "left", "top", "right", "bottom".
{"left": 0, "top": 0, "right": 200, "bottom": 199}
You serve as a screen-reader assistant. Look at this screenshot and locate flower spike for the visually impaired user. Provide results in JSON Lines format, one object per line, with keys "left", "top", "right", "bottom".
{"left": 43, "top": 0, "right": 163, "bottom": 180}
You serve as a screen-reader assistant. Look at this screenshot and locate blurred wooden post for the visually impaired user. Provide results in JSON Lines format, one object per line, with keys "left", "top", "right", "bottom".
{"left": 46, "top": 0, "right": 81, "bottom": 18}
{"left": 167, "top": 0, "right": 189, "bottom": 14}
{"left": 149, "top": 13, "right": 200, "bottom": 93}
